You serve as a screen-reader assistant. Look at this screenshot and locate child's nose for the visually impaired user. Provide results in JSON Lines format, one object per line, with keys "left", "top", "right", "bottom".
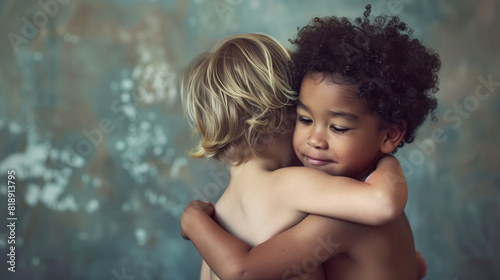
{"left": 306, "top": 131, "right": 328, "bottom": 149}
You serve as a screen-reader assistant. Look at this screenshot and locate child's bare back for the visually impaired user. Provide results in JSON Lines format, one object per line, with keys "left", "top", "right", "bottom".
{"left": 212, "top": 154, "right": 321, "bottom": 280}
{"left": 215, "top": 167, "right": 307, "bottom": 247}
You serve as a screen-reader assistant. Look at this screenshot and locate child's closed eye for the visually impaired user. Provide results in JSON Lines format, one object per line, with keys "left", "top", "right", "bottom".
{"left": 297, "top": 116, "right": 312, "bottom": 124}
{"left": 331, "top": 126, "right": 350, "bottom": 134}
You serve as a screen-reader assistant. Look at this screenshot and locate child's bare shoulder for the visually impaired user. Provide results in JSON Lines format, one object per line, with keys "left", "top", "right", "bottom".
{"left": 274, "top": 166, "right": 329, "bottom": 175}
{"left": 271, "top": 166, "right": 330, "bottom": 183}
{"left": 377, "top": 154, "right": 401, "bottom": 167}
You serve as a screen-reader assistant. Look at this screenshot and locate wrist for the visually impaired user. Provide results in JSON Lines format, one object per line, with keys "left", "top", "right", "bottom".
{"left": 181, "top": 206, "right": 204, "bottom": 235}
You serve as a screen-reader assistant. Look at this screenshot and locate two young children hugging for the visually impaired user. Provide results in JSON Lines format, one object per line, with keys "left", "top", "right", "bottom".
{"left": 181, "top": 5, "right": 440, "bottom": 280}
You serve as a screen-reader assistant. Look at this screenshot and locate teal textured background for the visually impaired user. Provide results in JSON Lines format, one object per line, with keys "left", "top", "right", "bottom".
{"left": 0, "top": 0, "right": 499, "bottom": 279}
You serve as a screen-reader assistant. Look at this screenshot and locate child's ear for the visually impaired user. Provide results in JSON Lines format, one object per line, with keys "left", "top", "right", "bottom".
{"left": 380, "top": 120, "right": 406, "bottom": 154}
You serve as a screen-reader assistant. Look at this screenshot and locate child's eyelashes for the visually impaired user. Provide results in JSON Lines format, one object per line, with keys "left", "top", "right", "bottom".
{"left": 297, "top": 116, "right": 351, "bottom": 134}
{"left": 331, "top": 126, "right": 350, "bottom": 134}
{"left": 297, "top": 116, "right": 312, "bottom": 124}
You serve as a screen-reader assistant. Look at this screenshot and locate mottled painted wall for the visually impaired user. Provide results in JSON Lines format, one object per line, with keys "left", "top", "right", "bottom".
{"left": 0, "top": 0, "right": 498, "bottom": 279}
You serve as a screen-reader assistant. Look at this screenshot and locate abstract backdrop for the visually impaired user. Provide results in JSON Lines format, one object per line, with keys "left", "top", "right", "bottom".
{"left": 0, "top": 0, "right": 499, "bottom": 279}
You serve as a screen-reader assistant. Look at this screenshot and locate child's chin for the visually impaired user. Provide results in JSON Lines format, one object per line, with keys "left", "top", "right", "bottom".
{"left": 306, "top": 164, "right": 340, "bottom": 176}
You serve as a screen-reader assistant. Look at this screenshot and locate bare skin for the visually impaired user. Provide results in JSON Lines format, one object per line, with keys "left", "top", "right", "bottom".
{"left": 182, "top": 201, "right": 419, "bottom": 280}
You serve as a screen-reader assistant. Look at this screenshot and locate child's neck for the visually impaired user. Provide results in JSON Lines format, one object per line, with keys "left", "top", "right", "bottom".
{"left": 356, "top": 166, "right": 377, "bottom": 182}
{"left": 231, "top": 133, "right": 294, "bottom": 175}
{"left": 353, "top": 152, "right": 386, "bottom": 181}
{"left": 230, "top": 157, "right": 281, "bottom": 176}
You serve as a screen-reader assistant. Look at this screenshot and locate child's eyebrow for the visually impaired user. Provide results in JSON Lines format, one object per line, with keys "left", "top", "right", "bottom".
{"left": 329, "top": 110, "right": 359, "bottom": 121}
{"left": 297, "top": 99, "right": 359, "bottom": 121}
{"left": 297, "top": 99, "right": 308, "bottom": 111}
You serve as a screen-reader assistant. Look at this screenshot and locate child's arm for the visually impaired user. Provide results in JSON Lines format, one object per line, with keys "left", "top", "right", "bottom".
{"left": 181, "top": 201, "right": 350, "bottom": 280}
{"left": 275, "top": 154, "right": 407, "bottom": 225}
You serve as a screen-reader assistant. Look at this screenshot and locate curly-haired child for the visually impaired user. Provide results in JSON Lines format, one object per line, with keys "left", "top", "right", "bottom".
{"left": 181, "top": 32, "right": 412, "bottom": 280}
{"left": 181, "top": 5, "right": 440, "bottom": 280}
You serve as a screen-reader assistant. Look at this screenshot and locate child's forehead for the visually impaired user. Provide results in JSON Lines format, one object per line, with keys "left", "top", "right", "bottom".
{"left": 299, "top": 73, "right": 372, "bottom": 114}
{"left": 300, "top": 73, "right": 358, "bottom": 100}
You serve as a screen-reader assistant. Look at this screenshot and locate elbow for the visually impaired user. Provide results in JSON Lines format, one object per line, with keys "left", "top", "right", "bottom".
{"left": 370, "top": 208, "right": 398, "bottom": 226}
{"left": 235, "top": 269, "right": 255, "bottom": 280}
{"left": 220, "top": 264, "right": 250, "bottom": 280}
{"left": 372, "top": 190, "right": 407, "bottom": 226}
{"left": 381, "top": 203, "right": 402, "bottom": 224}
{"left": 232, "top": 267, "right": 261, "bottom": 280}
{"left": 386, "top": 191, "right": 407, "bottom": 222}
{"left": 222, "top": 272, "right": 249, "bottom": 280}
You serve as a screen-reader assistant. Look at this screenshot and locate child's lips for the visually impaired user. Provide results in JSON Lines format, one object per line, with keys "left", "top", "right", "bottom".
{"left": 305, "top": 156, "right": 333, "bottom": 166}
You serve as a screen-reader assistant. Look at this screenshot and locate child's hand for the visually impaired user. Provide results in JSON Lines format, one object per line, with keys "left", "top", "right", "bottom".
{"left": 180, "top": 200, "right": 215, "bottom": 240}
{"left": 416, "top": 250, "right": 427, "bottom": 279}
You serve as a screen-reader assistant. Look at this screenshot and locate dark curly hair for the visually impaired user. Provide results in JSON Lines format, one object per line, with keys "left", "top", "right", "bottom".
{"left": 289, "top": 5, "right": 441, "bottom": 149}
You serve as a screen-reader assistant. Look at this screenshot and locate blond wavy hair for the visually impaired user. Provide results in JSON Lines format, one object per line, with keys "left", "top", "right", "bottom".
{"left": 182, "top": 33, "right": 297, "bottom": 165}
